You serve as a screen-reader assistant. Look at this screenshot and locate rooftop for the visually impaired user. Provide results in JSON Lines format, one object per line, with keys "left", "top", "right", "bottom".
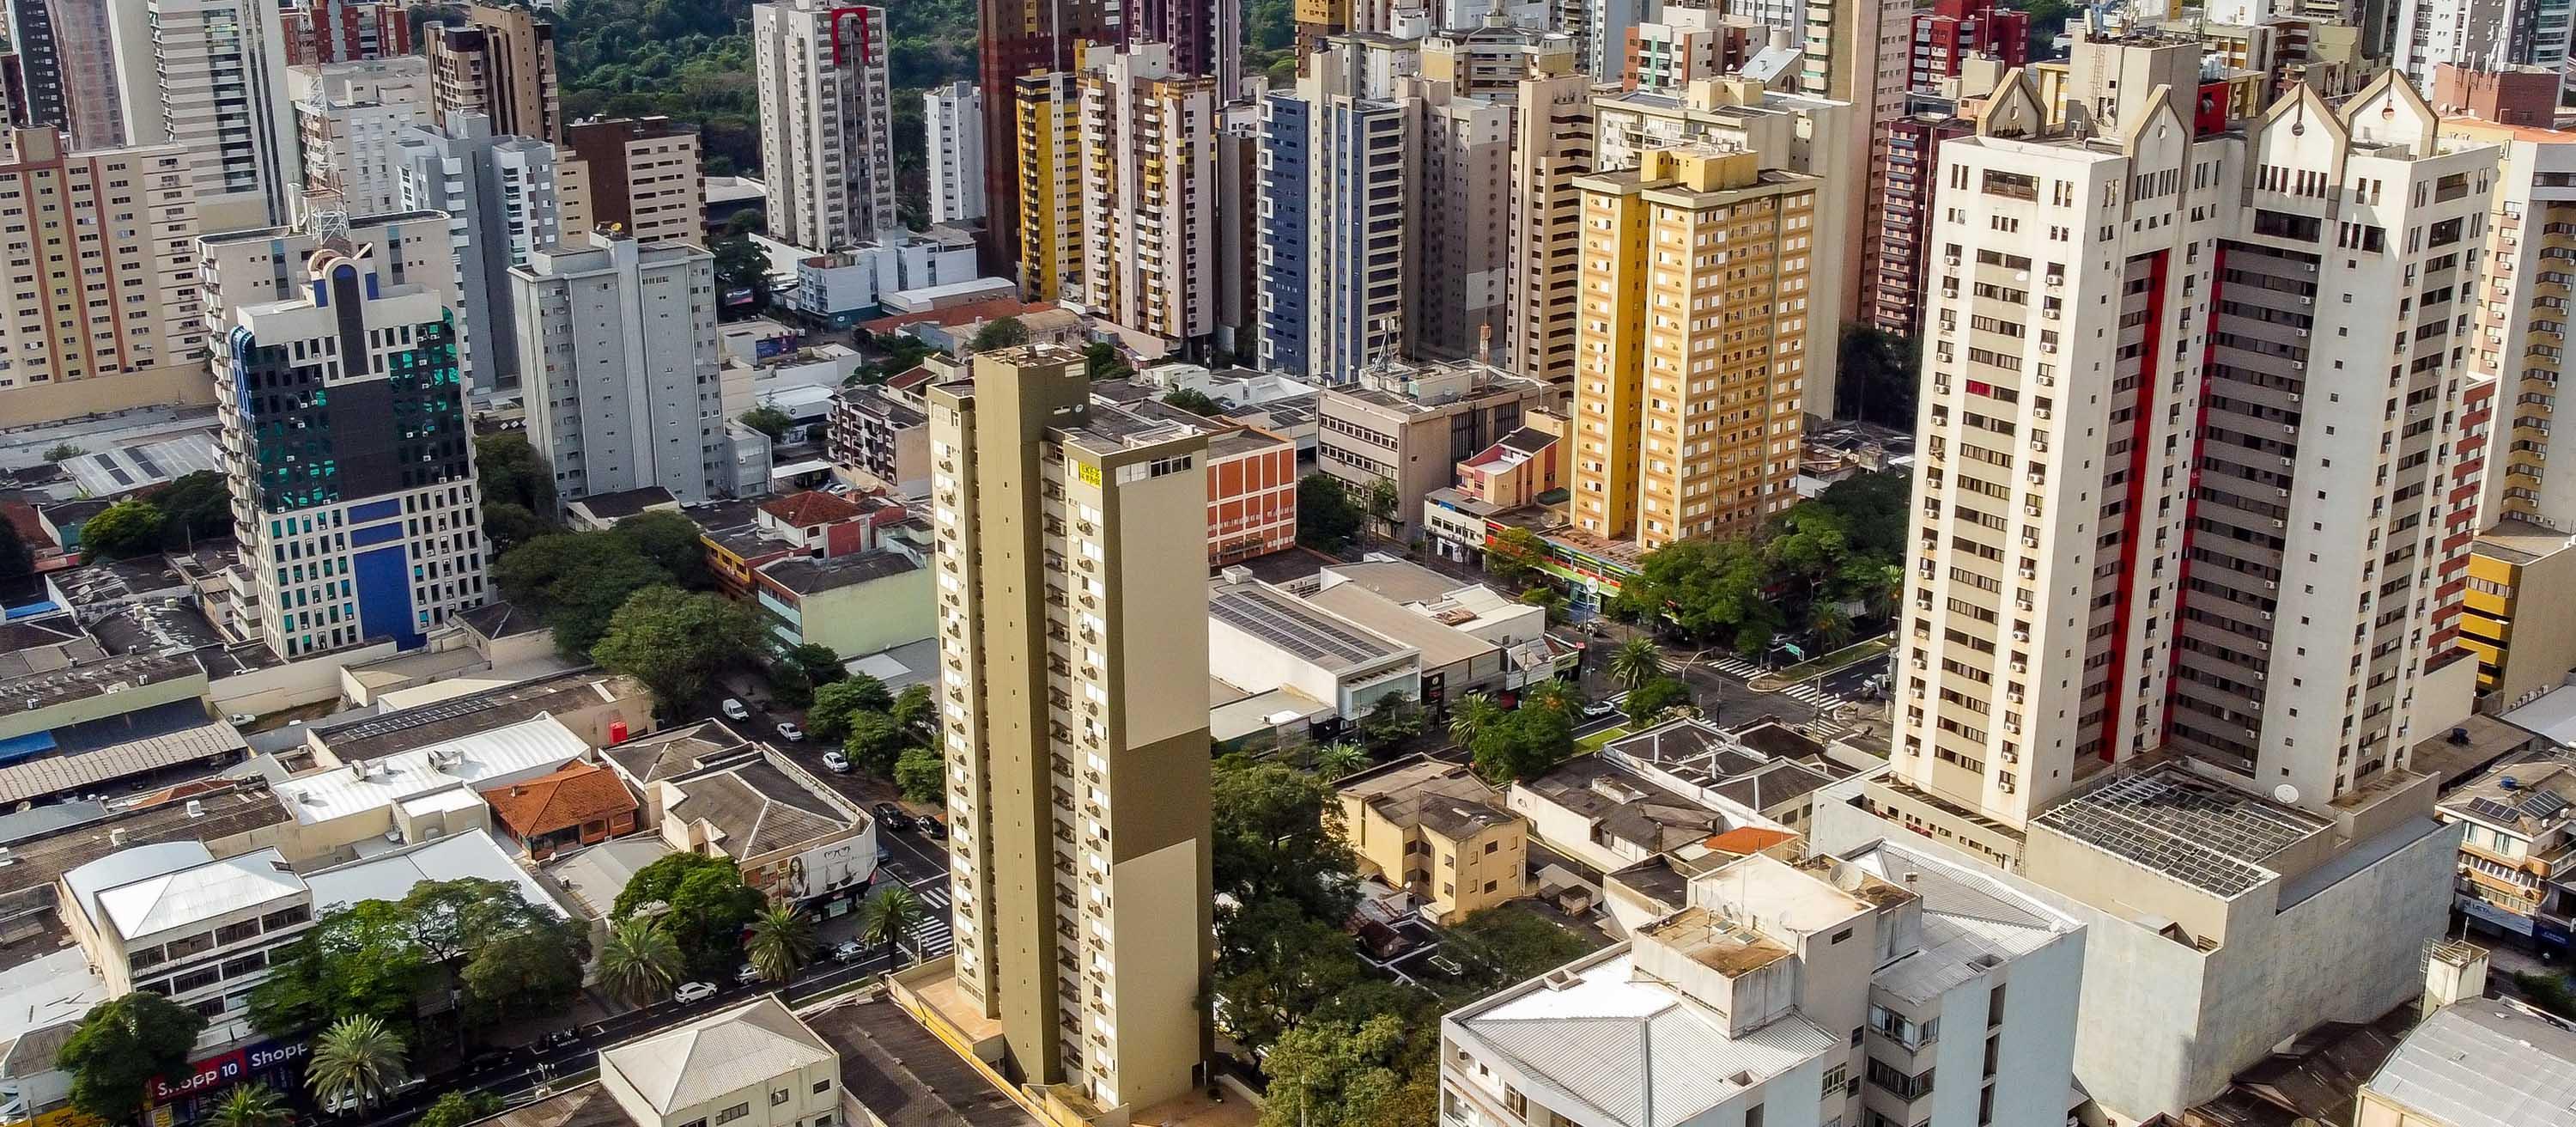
{"left": 2030, "top": 765, "right": 2334, "bottom": 899}
{"left": 1208, "top": 576, "right": 1413, "bottom": 672}
{"left": 0, "top": 650, "right": 204, "bottom": 722}
{"left": 0, "top": 701, "right": 249, "bottom": 805}
{"left": 760, "top": 490, "right": 866, "bottom": 527}
{"left": 1446, "top": 943, "right": 1838, "bottom": 1127}
{"left": 481, "top": 760, "right": 640, "bottom": 841}
{"left": 312, "top": 670, "right": 641, "bottom": 762}
{"left": 0, "top": 783, "right": 292, "bottom": 901}
{"left": 759, "top": 550, "right": 922, "bottom": 597}
{"left": 2366, "top": 998, "right": 2576, "bottom": 1127}
{"left": 600, "top": 719, "right": 754, "bottom": 788}
{"left": 665, "top": 752, "right": 861, "bottom": 858}
{"left": 1303, "top": 582, "right": 1496, "bottom": 670}
{"left": 1516, "top": 755, "right": 1732, "bottom": 855}
{"left": 1844, "top": 839, "right": 2081, "bottom": 1006}
{"left": 276, "top": 715, "right": 592, "bottom": 825}
{"left": 602, "top": 995, "right": 835, "bottom": 1113}
{"left": 571, "top": 486, "right": 678, "bottom": 521}
{"left": 1338, "top": 756, "right": 1518, "bottom": 840}
{"left": 2474, "top": 517, "right": 2576, "bottom": 566}
{"left": 87, "top": 846, "right": 302, "bottom": 940}
{"left": 460, "top": 600, "right": 548, "bottom": 641}
{"left": 303, "top": 829, "right": 562, "bottom": 915}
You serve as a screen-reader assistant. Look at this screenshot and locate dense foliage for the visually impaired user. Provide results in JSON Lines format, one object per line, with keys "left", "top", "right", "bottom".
{"left": 248, "top": 879, "right": 588, "bottom": 1044}
{"left": 60, "top": 993, "right": 207, "bottom": 1122}
{"left": 1609, "top": 470, "right": 1906, "bottom": 654}
{"left": 613, "top": 853, "right": 769, "bottom": 979}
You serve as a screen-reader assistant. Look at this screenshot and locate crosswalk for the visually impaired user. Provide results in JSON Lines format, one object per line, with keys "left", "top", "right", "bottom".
{"left": 1706, "top": 655, "right": 1766, "bottom": 679}
{"left": 1776, "top": 681, "right": 1850, "bottom": 711}
{"left": 910, "top": 885, "right": 955, "bottom": 956}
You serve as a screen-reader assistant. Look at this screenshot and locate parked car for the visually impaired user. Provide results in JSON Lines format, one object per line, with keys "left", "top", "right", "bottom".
{"left": 722, "top": 699, "right": 750, "bottom": 721}
{"left": 775, "top": 721, "right": 805, "bottom": 742}
{"left": 823, "top": 750, "right": 852, "bottom": 774}
{"left": 1581, "top": 699, "right": 1620, "bottom": 721}
{"left": 674, "top": 981, "right": 718, "bottom": 1003}
{"left": 920, "top": 816, "right": 947, "bottom": 840}
{"left": 834, "top": 941, "right": 866, "bottom": 963}
{"left": 736, "top": 962, "right": 762, "bottom": 984}
{"left": 872, "top": 802, "right": 914, "bottom": 832}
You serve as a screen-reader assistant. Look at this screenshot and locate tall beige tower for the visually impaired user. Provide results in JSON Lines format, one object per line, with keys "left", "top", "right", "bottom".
{"left": 0, "top": 128, "right": 204, "bottom": 427}
{"left": 925, "top": 346, "right": 1214, "bottom": 1118}
{"left": 1077, "top": 44, "right": 1218, "bottom": 348}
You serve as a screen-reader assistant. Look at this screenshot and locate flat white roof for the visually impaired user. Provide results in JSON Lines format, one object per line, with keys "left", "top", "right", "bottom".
{"left": 273, "top": 715, "right": 589, "bottom": 825}
{"left": 303, "top": 829, "right": 563, "bottom": 917}
{"left": 0, "top": 946, "right": 106, "bottom": 1048}
{"left": 2506, "top": 684, "right": 2576, "bottom": 747}
{"left": 94, "top": 847, "right": 302, "bottom": 941}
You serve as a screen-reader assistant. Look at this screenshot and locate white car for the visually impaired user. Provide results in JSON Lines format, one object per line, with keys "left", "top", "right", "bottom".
{"left": 674, "top": 981, "right": 718, "bottom": 1003}
{"left": 736, "top": 962, "right": 762, "bottom": 984}
{"left": 823, "top": 750, "right": 852, "bottom": 774}
{"left": 775, "top": 721, "right": 806, "bottom": 742}
{"left": 721, "top": 698, "right": 750, "bottom": 721}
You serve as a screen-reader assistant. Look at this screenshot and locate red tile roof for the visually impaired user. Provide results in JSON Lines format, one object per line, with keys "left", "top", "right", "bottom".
{"left": 857, "top": 297, "right": 1051, "bottom": 335}
{"left": 757, "top": 490, "right": 863, "bottom": 527}
{"left": 480, "top": 761, "right": 639, "bottom": 839}
{"left": 1704, "top": 827, "right": 1798, "bottom": 856}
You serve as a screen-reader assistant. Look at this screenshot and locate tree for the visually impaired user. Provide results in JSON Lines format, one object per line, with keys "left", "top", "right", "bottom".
{"left": 1834, "top": 324, "right": 1919, "bottom": 428}
{"left": 80, "top": 497, "right": 167, "bottom": 559}
{"left": 1518, "top": 586, "right": 1568, "bottom": 625}
{"left": 613, "top": 509, "right": 716, "bottom": 590}
{"left": 206, "top": 1084, "right": 292, "bottom": 1127}
{"left": 614, "top": 853, "right": 768, "bottom": 978}
{"left": 474, "top": 432, "right": 557, "bottom": 515}
{"left": 60, "top": 993, "right": 208, "bottom": 1122}
{"left": 1212, "top": 896, "right": 1374, "bottom": 1052}
{"left": 739, "top": 404, "right": 794, "bottom": 441}
{"left": 1608, "top": 638, "right": 1666, "bottom": 691}
{"left": 1446, "top": 693, "right": 1502, "bottom": 748}
{"left": 416, "top": 1091, "right": 505, "bottom": 1127}
{"left": 0, "top": 521, "right": 32, "bottom": 580}
{"left": 894, "top": 746, "right": 945, "bottom": 801}
{"left": 42, "top": 442, "right": 84, "bottom": 462}
{"left": 1809, "top": 602, "right": 1856, "bottom": 650}
{"left": 783, "top": 643, "right": 848, "bottom": 688}
{"left": 247, "top": 899, "right": 434, "bottom": 1040}
{"left": 592, "top": 586, "right": 765, "bottom": 710}
{"left": 1311, "top": 740, "right": 1366, "bottom": 782}
{"left": 1363, "top": 477, "right": 1402, "bottom": 527}
{"left": 1082, "top": 340, "right": 1132, "bottom": 381}
{"left": 598, "top": 918, "right": 685, "bottom": 1007}
{"left": 1298, "top": 473, "right": 1367, "bottom": 552}
{"left": 460, "top": 922, "right": 590, "bottom": 1026}
{"left": 1519, "top": 679, "right": 1581, "bottom": 716}
{"left": 1357, "top": 691, "right": 1422, "bottom": 750}
{"left": 807, "top": 674, "right": 894, "bottom": 741}
{"left": 890, "top": 682, "right": 938, "bottom": 737}
{"left": 1484, "top": 526, "right": 1549, "bottom": 584}
{"left": 746, "top": 905, "right": 817, "bottom": 983}
{"left": 860, "top": 885, "right": 926, "bottom": 966}
{"left": 712, "top": 235, "right": 773, "bottom": 315}
{"left": 152, "top": 472, "right": 233, "bottom": 549}
{"left": 842, "top": 711, "right": 910, "bottom": 777}
{"left": 307, "top": 1014, "right": 408, "bottom": 1115}
{"left": 1210, "top": 755, "right": 1358, "bottom": 921}
{"left": 1443, "top": 905, "right": 1592, "bottom": 981}
{"left": 494, "top": 532, "right": 674, "bottom": 657}
{"left": 969, "top": 316, "right": 1030, "bottom": 351}
{"left": 1163, "top": 387, "right": 1224, "bottom": 416}
{"left": 1255, "top": 1013, "right": 1415, "bottom": 1127}
{"left": 1612, "top": 538, "right": 1783, "bottom": 654}
{"left": 1467, "top": 703, "right": 1574, "bottom": 784}
{"left": 483, "top": 502, "right": 549, "bottom": 554}
{"left": 1622, "top": 676, "right": 1693, "bottom": 729}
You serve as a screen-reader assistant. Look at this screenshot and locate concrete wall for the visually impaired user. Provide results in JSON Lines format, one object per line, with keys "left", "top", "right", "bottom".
{"left": 0, "top": 364, "right": 216, "bottom": 429}
{"left": 1505, "top": 786, "right": 1652, "bottom": 874}
{"left": 781, "top": 568, "right": 935, "bottom": 658}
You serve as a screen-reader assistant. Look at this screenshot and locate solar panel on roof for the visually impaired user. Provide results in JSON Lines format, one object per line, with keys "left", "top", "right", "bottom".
{"left": 2523, "top": 791, "right": 2568, "bottom": 820}
{"left": 2464, "top": 796, "right": 2524, "bottom": 825}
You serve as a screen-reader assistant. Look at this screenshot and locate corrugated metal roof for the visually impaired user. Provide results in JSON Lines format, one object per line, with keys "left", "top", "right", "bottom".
{"left": 2367, "top": 999, "right": 2576, "bottom": 1127}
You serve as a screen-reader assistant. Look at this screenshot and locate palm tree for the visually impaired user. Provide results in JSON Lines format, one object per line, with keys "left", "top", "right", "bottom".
{"left": 207, "top": 1083, "right": 291, "bottom": 1127}
{"left": 1809, "top": 604, "right": 1855, "bottom": 650}
{"left": 306, "top": 1014, "right": 406, "bottom": 1116}
{"left": 1447, "top": 694, "right": 1502, "bottom": 747}
{"left": 747, "top": 904, "right": 817, "bottom": 983}
{"left": 599, "top": 918, "right": 684, "bottom": 1008}
{"left": 1608, "top": 638, "right": 1666, "bottom": 691}
{"left": 1521, "top": 679, "right": 1578, "bottom": 714}
{"left": 1312, "top": 741, "right": 1366, "bottom": 782}
{"left": 860, "top": 885, "right": 926, "bottom": 967}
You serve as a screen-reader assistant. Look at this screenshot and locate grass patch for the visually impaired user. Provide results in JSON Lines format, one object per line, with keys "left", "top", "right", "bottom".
{"left": 1756, "top": 637, "right": 1893, "bottom": 687}
{"left": 1575, "top": 724, "right": 1630, "bottom": 752}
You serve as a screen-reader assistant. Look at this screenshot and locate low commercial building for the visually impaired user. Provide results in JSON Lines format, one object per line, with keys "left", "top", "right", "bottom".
{"left": 1317, "top": 360, "right": 1561, "bottom": 541}
{"left": 1335, "top": 756, "right": 1527, "bottom": 922}
{"left": 1207, "top": 571, "right": 1419, "bottom": 721}
{"left": 480, "top": 759, "right": 641, "bottom": 860}
{"left": 754, "top": 550, "right": 934, "bottom": 657}
{"left": 598, "top": 996, "right": 843, "bottom": 1127}
{"left": 649, "top": 750, "right": 878, "bottom": 914}
{"left": 829, "top": 385, "right": 933, "bottom": 497}
{"left": 2463, "top": 519, "right": 2576, "bottom": 711}
{"left": 1509, "top": 755, "right": 1753, "bottom": 876}
{"left": 1442, "top": 845, "right": 2085, "bottom": 1127}
{"left": 272, "top": 714, "right": 592, "bottom": 866}
{"left": 2359, "top": 990, "right": 2576, "bottom": 1127}
{"left": 2435, "top": 752, "right": 2576, "bottom": 954}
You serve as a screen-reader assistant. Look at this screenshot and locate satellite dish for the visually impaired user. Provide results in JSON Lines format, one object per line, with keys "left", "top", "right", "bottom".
{"left": 2274, "top": 783, "right": 2300, "bottom": 805}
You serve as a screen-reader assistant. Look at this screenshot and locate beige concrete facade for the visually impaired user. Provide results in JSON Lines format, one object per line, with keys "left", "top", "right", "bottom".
{"left": 2439, "top": 113, "right": 2576, "bottom": 531}
{"left": 0, "top": 129, "right": 204, "bottom": 427}
{"left": 561, "top": 117, "right": 703, "bottom": 247}
{"left": 1569, "top": 145, "right": 1817, "bottom": 551}
{"left": 427, "top": 3, "right": 560, "bottom": 142}
{"left": 926, "top": 346, "right": 1213, "bottom": 1119}
{"left": 1077, "top": 45, "right": 1218, "bottom": 347}
{"left": 1506, "top": 64, "right": 1594, "bottom": 387}
{"left": 1334, "top": 756, "right": 1527, "bottom": 922}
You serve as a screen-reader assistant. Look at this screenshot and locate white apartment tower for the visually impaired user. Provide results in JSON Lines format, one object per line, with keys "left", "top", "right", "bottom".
{"left": 394, "top": 114, "right": 563, "bottom": 392}
{"left": 923, "top": 346, "right": 1214, "bottom": 1117}
{"left": 1893, "top": 50, "right": 2495, "bottom": 839}
{"left": 289, "top": 57, "right": 433, "bottom": 218}
{"left": 512, "top": 234, "right": 729, "bottom": 506}
{"left": 1078, "top": 44, "right": 1218, "bottom": 349}
{"left": 926, "top": 81, "right": 987, "bottom": 225}
{"left": 2395, "top": 0, "right": 2576, "bottom": 94}
{"left": 753, "top": 0, "right": 897, "bottom": 251}
{"left": 109, "top": 0, "right": 301, "bottom": 232}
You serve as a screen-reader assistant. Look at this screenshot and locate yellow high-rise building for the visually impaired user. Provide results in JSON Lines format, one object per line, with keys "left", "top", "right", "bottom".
{"left": 1567, "top": 145, "right": 1818, "bottom": 550}
{"left": 1015, "top": 71, "right": 1083, "bottom": 302}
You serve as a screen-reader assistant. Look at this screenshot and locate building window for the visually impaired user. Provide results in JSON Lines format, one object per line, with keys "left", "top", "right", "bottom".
{"left": 812, "top": 1081, "right": 832, "bottom": 1093}
{"left": 772, "top": 1090, "right": 791, "bottom": 1106}
{"left": 716, "top": 1105, "right": 750, "bottom": 1124}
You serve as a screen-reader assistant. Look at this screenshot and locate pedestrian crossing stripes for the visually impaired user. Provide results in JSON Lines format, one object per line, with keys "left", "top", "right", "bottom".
{"left": 911, "top": 888, "right": 956, "bottom": 955}
{"left": 1708, "top": 655, "right": 1765, "bottom": 679}
{"left": 1777, "top": 681, "right": 1848, "bottom": 710}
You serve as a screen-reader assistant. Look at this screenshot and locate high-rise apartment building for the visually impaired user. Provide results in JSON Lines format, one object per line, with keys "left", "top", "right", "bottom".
{"left": 1566, "top": 144, "right": 1818, "bottom": 550}
{"left": 1255, "top": 90, "right": 1314, "bottom": 377}
{"left": 1868, "top": 104, "right": 1976, "bottom": 334}
{"left": 284, "top": 0, "right": 412, "bottom": 65}
{"left": 1623, "top": 7, "right": 1754, "bottom": 94}
{"left": 922, "top": 346, "right": 1213, "bottom": 1116}
{"left": 926, "top": 82, "right": 987, "bottom": 226}
{"left": 2439, "top": 85, "right": 2576, "bottom": 528}
{"left": 395, "top": 114, "right": 564, "bottom": 392}
{"left": 753, "top": 0, "right": 897, "bottom": 252}
{"left": 1134, "top": 0, "right": 1243, "bottom": 96}
{"left": 1078, "top": 44, "right": 1218, "bottom": 349}
{"left": 511, "top": 233, "right": 729, "bottom": 505}
{"left": 0, "top": 129, "right": 202, "bottom": 426}
{"left": 8, "top": 0, "right": 124, "bottom": 147}
{"left": 560, "top": 117, "right": 704, "bottom": 247}
{"left": 977, "top": 0, "right": 1116, "bottom": 272}
{"left": 1405, "top": 80, "right": 1514, "bottom": 364}
{"left": 1507, "top": 63, "right": 1595, "bottom": 387}
{"left": 426, "top": 3, "right": 562, "bottom": 142}
{"left": 2395, "top": 0, "right": 2576, "bottom": 94}
{"left": 1014, "top": 72, "right": 1084, "bottom": 302}
{"left": 1889, "top": 55, "right": 2492, "bottom": 836}
{"left": 1909, "top": 0, "right": 2028, "bottom": 91}
{"left": 289, "top": 57, "right": 433, "bottom": 218}
{"left": 1267, "top": 45, "right": 1406, "bottom": 382}
{"left": 109, "top": 0, "right": 300, "bottom": 231}
{"left": 216, "top": 240, "right": 485, "bottom": 659}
